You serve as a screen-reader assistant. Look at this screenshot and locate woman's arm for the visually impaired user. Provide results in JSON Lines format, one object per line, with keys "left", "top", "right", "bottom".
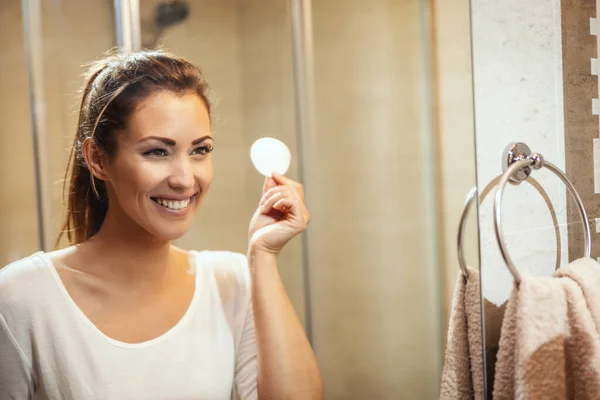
{"left": 246, "top": 172, "right": 323, "bottom": 399}
{"left": 248, "top": 249, "right": 323, "bottom": 400}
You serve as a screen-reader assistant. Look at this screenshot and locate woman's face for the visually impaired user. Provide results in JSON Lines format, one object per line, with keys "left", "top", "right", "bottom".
{"left": 102, "top": 90, "right": 213, "bottom": 241}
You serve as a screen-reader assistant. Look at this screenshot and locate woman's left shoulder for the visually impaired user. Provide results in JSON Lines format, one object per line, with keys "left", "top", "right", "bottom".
{"left": 191, "top": 250, "right": 250, "bottom": 288}
{"left": 190, "top": 250, "right": 251, "bottom": 317}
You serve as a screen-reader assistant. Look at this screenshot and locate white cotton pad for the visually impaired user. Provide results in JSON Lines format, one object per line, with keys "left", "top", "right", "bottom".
{"left": 250, "top": 137, "right": 291, "bottom": 177}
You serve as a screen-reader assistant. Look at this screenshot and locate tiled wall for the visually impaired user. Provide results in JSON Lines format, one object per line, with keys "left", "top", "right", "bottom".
{"left": 471, "top": 0, "right": 568, "bottom": 307}
{"left": 0, "top": 0, "right": 116, "bottom": 263}
{"left": 0, "top": 0, "right": 117, "bottom": 266}
{"left": 562, "top": 1, "right": 599, "bottom": 261}
{"left": 307, "top": 2, "right": 441, "bottom": 398}
{"left": 0, "top": 1, "right": 39, "bottom": 265}
{"left": 471, "top": 2, "right": 571, "bottom": 393}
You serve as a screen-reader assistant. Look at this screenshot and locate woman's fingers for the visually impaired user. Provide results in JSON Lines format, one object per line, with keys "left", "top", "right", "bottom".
{"left": 258, "top": 174, "right": 309, "bottom": 224}
{"left": 272, "top": 197, "right": 299, "bottom": 214}
{"left": 272, "top": 173, "right": 305, "bottom": 199}
{"left": 260, "top": 185, "right": 295, "bottom": 206}
{"left": 262, "top": 176, "right": 277, "bottom": 194}
{"left": 272, "top": 197, "right": 310, "bottom": 226}
{"left": 266, "top": 193, "right": 310, "bottom": 225}
{"left": 260, "top": 182, "right": 305, "bottom": 205}
{"left": 261, "top": 191, "right": 285, "bottom": 213}
{"left": 271, "top": 172, "right": 295, "bottom": 185}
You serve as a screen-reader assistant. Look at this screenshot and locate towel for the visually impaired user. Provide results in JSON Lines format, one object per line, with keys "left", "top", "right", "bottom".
{"left": 440, "top": 267, "right": 484, "bottom": 400}
{"left": 482, "top": 297, "right": 506, "bottom": 398}
{"left": 493, "top": 258, "right": 600, "bottom": 400}
{"left": 554, "top": 258, "right": 600, "bottom": 397}
{"left": 554, "top": 258, "right": 600, "bottom": 331}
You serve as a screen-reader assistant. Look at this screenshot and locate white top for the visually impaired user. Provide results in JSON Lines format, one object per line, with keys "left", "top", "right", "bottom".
{"left": 0, "top": 250, "right": 258, "bottom": 400}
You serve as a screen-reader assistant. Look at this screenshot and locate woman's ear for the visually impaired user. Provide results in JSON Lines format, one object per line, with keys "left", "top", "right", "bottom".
{"left": 82, "top": 137, "right": 110, "bottom": 181}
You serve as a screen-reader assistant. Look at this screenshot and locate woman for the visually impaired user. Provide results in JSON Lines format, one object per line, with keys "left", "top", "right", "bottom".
{"left": 0, "top": 51, "right": 323, "bottom": 399}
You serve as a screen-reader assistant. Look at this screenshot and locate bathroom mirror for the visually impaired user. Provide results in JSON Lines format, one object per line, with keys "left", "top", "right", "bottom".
{"left": 470, "top": 0, "right": 598, "bottom": 396}
{"left": 2, "top": 0, "right": 481, "bottom": 398}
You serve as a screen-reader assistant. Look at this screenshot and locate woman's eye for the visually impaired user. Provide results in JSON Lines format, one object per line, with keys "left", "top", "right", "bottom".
{"left": 192, "top": 145, "right": 214, "bottom": 155}
{"left": 144, "top": 148, "right": 169, "bottom": 157}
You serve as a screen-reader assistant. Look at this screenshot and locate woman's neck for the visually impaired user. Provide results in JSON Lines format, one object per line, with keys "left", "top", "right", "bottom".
{"left": 80, "top": 205, "right": 179, "bottom": 286}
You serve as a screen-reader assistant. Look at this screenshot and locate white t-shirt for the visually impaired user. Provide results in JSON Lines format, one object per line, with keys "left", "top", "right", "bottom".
{"left": 0, "top": 250, "right": 258, "bottom": 400}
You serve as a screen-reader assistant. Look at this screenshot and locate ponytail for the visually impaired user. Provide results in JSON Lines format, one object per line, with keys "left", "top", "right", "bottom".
{"left": 57, "top": 62, "right": 110, "bottom": 246}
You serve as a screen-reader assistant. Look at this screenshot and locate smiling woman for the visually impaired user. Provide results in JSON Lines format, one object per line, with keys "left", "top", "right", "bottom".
{"left": 0, "top": 51, "right": 323, "bottom": 399}
{"left": 81, "top": 89, "right": 215, "bottom": 241}
{"left": 58, "top": 52, "right": 214, "bottom": 245}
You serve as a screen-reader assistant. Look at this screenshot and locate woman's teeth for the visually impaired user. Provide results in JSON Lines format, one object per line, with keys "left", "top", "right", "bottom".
{"left": 153, "top": 197, "right": 191, "bottom": 210}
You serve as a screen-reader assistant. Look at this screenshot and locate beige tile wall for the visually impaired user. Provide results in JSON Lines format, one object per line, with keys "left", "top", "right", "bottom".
{"left": 41, "top": 0, "right": 116, "bottom": 248}
{"left": 0, "top": 1, "right": 39, "bottom": 265}
{"left": 561, "top": 0, "right": 599, "bottom": 260}
{"left": 0, "top": 0, "right": 116, "bottom": 262}
{"left": 307, "top": 1, "right": 441, "bottom": 398}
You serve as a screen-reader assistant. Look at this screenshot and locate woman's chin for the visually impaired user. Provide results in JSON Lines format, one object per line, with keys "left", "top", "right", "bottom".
{"left": 157, "top": 229, "right": 189, "bottom": 241}
{"left": 146, "top": 223, "right": 191, "bottom": 242}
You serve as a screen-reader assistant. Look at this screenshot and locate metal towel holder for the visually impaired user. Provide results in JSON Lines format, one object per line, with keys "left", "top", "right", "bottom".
{"left": 457, "top": 187, "right": 477, "bottom": 279}
{"left": 457, "top": 142, "right": 592, "bottom": 284}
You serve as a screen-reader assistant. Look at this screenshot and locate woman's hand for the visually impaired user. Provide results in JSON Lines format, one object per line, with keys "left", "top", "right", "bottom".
{"left": 248, "top": 172, "right": 310, "bottom": 256}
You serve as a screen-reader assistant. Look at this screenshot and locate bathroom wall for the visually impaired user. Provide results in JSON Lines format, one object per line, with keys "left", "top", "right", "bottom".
{"left": 430, "top": 0, "right": 478, "bottom": 335}
{"left": 0, "top": 1, "right": 39, "bottom": 265}
{"left": 308, "top": 1, "right": 441, "bottom": 398}
{"left": 471, "top": 1, "right": 600, "bottom": 395}
{"left": 39, "top": 1, "right": 117, "bottom": 250}
{"left": 471, "top": 0, "right": 568, "bottom": 307}
{"left": 0, "top": 0, "right": 116, "bottom": 268}
{"left": 562, "top": 0, "right": 599, "bottom": 260}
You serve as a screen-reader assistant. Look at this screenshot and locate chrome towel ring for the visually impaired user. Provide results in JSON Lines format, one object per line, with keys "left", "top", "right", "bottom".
{"left": 494, "top": 142, "right": 592, "bottom": 283}
{"left": 457, "top": 186, "right": 477, "bottom": 279}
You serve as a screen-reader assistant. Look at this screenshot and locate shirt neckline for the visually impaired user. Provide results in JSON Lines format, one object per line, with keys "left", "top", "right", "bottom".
{"left": 36, "top": 250, "right": 202, "bottom": 349}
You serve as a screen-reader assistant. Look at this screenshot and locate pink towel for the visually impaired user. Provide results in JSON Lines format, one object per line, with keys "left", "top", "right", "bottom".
{"left": 440, "top": 267, "right": 484, "bottom": 400}
{"left": 493, "top": 258, "right": 600, "bottom": 399}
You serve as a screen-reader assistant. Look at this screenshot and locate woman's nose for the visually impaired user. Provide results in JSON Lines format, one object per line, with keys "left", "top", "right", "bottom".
{"left": 168, "top": 158, "right": 195, "bottom": 190}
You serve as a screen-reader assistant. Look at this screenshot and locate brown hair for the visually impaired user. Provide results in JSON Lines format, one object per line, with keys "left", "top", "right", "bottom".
{"left": 57, "top": 50, "right": 212, "bottom": 246}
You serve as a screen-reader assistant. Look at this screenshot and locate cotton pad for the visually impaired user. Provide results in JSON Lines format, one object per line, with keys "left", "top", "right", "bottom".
{"left": 250, "top": 137, "right": 291, "bottom": 177}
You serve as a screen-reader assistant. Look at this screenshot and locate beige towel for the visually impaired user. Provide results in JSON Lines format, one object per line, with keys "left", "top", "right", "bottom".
{"left": 493, "top": 258, "right": 600, "bottom": 400}
{"left": 554, "top": 258, "right": 600, "bottom": 331}
{"left": 440, "top": 267, "right": 484, "bottom": 400}
{"left": 482, "top": 297, "right": 506, "bottom": 398}
{"left": 554, "top": 258, "right": 600, "bottom": 397}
